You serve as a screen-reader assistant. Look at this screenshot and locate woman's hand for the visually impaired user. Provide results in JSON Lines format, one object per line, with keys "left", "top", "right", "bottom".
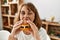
{"left": 27, "top": 20, "right": 40, "bottom": 40}
{"left": 11, "top": 20, "right": 23, "bottom": 36}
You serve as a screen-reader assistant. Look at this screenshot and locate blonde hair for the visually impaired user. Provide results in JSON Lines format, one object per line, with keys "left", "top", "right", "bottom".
{"left": 14, "top": 3, "right": 42, "bottom": 30}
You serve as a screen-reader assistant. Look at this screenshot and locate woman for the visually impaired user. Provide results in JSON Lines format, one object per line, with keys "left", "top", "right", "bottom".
{"left": 8, "top": 3, "right": 50, "bottom": 40}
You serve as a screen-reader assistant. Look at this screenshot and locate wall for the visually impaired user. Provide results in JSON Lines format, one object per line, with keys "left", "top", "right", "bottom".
{"left": 24, "top": 0, "right": 60, "bottom": 22}
{"left": 0, "top": 0, "right": 3, "bottom": 30}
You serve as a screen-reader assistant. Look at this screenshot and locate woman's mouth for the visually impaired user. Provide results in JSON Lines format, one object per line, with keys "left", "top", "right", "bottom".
{"left": 22, "top": 17, "right": 31, "bottom": 24}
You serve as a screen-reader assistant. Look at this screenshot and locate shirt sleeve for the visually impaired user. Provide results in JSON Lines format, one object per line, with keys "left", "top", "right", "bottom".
{"left": 39, "top": 27, "right": 51, "bottom": 40}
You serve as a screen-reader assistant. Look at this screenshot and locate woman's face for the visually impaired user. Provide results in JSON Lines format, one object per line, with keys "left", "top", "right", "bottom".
{"left": 20, "top": 6, "right": 35, "bottom": 24}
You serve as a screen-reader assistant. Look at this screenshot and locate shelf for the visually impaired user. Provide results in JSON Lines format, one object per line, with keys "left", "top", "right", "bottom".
{"left": 3, "top": 26, "right": 11, "bottom": 29}
{"left": 2, "top": 17, "right": 8, "bottom": 26}
{"left": 1, "top": 6, "right": 9, "bottom": 14}
{"left": 2, "top": 14, "right": 15, "bottom": 17}
{"left": 9, "top": 15, "right": 15, "bottom": 17}
{"left": 10, "top": 17, "right": 14, "bottom": 25}
{"left": 8, "top": 2, "right": 18, "bottom": 4}
{"left": 2, "top": 14, "right": 9, "bottom": 17}
{"left": 42, "top": 21, "right": 48, "bottom": 24}
{"left": 1, "top": 0, "right": 23, "bottom": 32}
{"left": 42, "top": 21, "right": 60, "bottom": 26}
{"left": 10, "top": 4, "right": 18, "bottom": 15}
{"left": 42, "top": 21, "right": 60, "bottom": 40}
{"left": 49, "top": 22, "right": 60, "bottom": 26}
{"left": 1, "top": 4, "right": 9, "bottom": 7}
{"left": 50, "top": 35, "right": 60, "bottom": 40}
{"left": 1, "top": 0, "right": 8, "bottom": 5}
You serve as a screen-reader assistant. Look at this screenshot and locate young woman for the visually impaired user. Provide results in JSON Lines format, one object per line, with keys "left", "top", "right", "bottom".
{"left": 8, "top": 3, "right": 50, "bottom": 40}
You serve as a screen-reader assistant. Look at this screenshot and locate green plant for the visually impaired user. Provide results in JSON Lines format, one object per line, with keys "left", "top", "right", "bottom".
{"left": 4, "top": 0, "right": 7, "bottom": 3}
{"left": 50, "top": 30, "right": 55, "bottom": 35}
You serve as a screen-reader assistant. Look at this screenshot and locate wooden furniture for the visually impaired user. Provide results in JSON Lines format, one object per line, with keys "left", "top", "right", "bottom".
{"left": 1, "top": 0, "right": 23, "bottom": 31}
{"left": 42, "top": 21, "right": 60, "bottom": 40}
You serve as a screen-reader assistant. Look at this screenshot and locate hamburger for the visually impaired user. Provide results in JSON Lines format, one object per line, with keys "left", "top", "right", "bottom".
{"left": 20, "top": 24, "right": 31, "bottom": 31}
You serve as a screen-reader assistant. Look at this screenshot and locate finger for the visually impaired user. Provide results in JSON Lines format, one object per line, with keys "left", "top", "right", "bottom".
{"left": 17, "top": 20, "right": 23, "bottom": 25}
{"left": 14, "top": 26, "right": 21, "bottom": 30}
{"left": 27, "top": 20, "right": 33, "bottom": 25}
{"left": 15, "top": 20, "right": 23, "bottom": 25}
{"left": 27, "top": 20, "right": 35, "bottom": 29}
{"left": 27, "top": 20, "right": 38, "bottom": 31}
{"left": 13, "top": 20, "right": 23, "bottom": 28}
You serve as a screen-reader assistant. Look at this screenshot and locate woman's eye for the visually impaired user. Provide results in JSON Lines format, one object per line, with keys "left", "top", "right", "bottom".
{"left": 21, "top": 11, "right": 25, "bottom": 15}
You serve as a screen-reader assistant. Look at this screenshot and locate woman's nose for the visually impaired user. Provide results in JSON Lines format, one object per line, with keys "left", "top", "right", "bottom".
{"left": 23, "top": 14, "right": 29, "bottom": 20}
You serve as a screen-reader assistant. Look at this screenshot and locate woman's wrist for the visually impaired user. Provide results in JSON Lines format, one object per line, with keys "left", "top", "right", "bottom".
{"left": 8, "top": 34, "right": 17, "bottom": 40}
{"left": 11, "top": 29, "right": 16, "bottom": 36}
{"left": 9, "top": 34, "right": 17, "bottom": 38}
{"left": 34, "top": 35, "right": 40, "bottom": 40}
{"left": 34, "top": 32, "right": 40, "bottom": 40}
{"left": 36, "top": 35, "right": 40, "bottom": 40}
{"left": 10, "top": 33, "right": 15, "bottom": 37}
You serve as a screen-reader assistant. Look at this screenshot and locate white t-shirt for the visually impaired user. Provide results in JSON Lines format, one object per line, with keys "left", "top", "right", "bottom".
{"left": 15, "top": 27, "right": 50, "bottom": 40}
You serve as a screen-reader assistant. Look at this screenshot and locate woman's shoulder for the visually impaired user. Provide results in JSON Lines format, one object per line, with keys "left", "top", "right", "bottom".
{"left": 38, "top": 27, "right": 51, "bottom": 40}
{"left": 38, "top": 27, "right": 47, "bottom": 38}
{"left": 39, "top": 27, "right": 47, "bottom": 33}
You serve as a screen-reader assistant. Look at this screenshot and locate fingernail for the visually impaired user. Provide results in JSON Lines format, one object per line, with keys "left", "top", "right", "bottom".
{"left": 27, "top": 21, "right": 28, "bottom": 22}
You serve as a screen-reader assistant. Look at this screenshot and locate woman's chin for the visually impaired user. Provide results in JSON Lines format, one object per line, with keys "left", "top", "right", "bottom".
{"left": 23, "top": 30, "right": 31, "bottom": 35}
